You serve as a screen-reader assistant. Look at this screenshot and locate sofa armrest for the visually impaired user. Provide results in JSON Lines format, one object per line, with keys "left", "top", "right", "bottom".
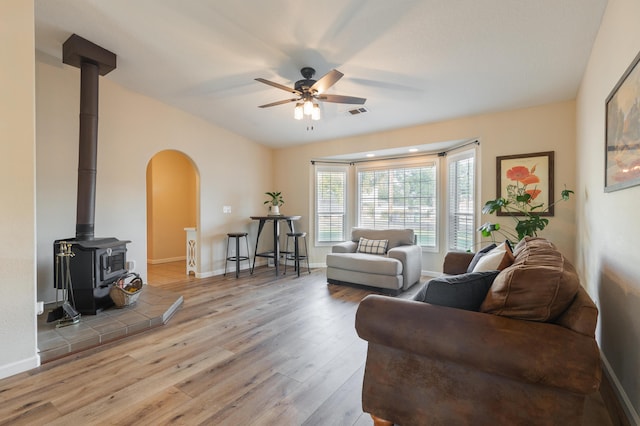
{"left": 355, "top": 295, "right": 601, "bottom": 395}
{"left": 388, "top": 245, "right": 422, "bottom": 289}
{"left": 443, "top": 251, "right": 475, "bottom": 275}
{"left": 332, "top": 241, "right": 357, "bottom": 253}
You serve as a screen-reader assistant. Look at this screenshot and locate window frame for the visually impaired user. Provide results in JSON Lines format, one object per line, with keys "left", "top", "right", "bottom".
{"left": 313, "top": 164, "right": 348, "bottom": 246}
{"left": 446, "top": 148, "right": 477, "bottom": 252}
{"left": 355, "top": 156, "right": 439, "bottom": 252}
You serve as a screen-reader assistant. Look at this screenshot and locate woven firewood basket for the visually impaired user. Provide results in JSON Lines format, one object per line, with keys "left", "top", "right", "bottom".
{"left": 109, "top": 272, "right": 143, "bottom": 307}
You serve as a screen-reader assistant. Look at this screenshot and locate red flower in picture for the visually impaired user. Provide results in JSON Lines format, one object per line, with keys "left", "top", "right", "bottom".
{"left": 506, "top": 166, "right": 531, "bottom": 181}
{"left": 506, "top": 165, "right": 541, "bottom": 185}
{"left": 520, "top": 174, "right": 540, "bottom": 185}
{"left": 526, "top": 189, "right": 542, "bottom": 201}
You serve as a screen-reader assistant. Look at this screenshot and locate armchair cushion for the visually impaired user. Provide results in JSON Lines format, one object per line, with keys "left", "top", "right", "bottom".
{"left": 326, "top": 252, "right": 402, "bottom": 276}
{"left": 413, "top": 270, "right": 500, "bottom": 311}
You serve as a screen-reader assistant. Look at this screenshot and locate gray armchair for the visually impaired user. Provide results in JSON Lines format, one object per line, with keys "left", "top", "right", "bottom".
{"left": 326, "top": 228, "right": 422, "bottom": 293}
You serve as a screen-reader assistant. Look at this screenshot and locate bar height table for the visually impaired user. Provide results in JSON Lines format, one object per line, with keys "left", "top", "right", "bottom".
{"left": 250, "top": 215, "right": 301, "bottom": 276}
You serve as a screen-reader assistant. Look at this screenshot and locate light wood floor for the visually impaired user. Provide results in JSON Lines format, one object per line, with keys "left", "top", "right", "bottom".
{"left": 0, "top": 263, "right": 613, "bottom": 425}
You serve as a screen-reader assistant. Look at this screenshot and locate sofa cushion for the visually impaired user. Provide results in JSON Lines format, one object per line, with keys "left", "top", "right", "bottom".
{"left": 413, "top": 270, "right": 500, "bottom": 311}
{"left": 471, "top": 241, "right": 514, "bottom": 272}
{"left": 466, "top": 243, "right": 496, "bottom": 273}
{"left": 357, "top": 237, "right": 388, "bottom": 255}
{"left": 326, "top": 252, "right": 402, "bottom": 276}
{"left": 480, "top": 237, "right": 580, "bottom": 322}
{"left": 351, "top": 228, "right": 414, "bottom": 250}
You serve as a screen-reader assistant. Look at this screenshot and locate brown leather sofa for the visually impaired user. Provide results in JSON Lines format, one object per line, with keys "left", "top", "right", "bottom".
{"left": 355, "top": 237, "right": 602, "bottom": 425}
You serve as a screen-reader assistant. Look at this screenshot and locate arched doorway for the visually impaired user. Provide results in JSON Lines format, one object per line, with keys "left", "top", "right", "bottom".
{"left": 146, "top": 150, "right": 198, "bottom": 268}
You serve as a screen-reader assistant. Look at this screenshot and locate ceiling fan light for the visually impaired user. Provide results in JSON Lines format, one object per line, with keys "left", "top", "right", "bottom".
{"left": 303, "top": 99, "right": 313, "bottom": 116}
{"left": 311, "top": 103, "right": 321, "bottom": 121}
{"left": 294, "top": 103, "right": 304, "bottom": 120}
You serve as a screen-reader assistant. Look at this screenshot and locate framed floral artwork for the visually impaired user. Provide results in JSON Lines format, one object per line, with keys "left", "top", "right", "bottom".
{"left": 496, "top": 151, "right": 554, "bottom": 217}
{"left": 605, "top": 49, "right": 640, "bottom": 192}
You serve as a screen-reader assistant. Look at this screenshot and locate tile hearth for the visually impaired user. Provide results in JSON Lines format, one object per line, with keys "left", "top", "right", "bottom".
{"left": 37, "top": 285, "right": 183, "bottom": 363}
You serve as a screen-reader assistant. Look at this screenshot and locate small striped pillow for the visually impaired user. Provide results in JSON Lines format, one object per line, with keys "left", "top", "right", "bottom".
{"left": 357, "top": 237, "right": 389, "bottom": 255}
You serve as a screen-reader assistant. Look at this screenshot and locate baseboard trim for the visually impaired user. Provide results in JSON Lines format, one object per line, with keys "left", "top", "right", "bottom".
{"left": 197, "top": 260, "right": 268, "bottom": 279}
{"left": 195, "top": 270, "right": 216, "bottom": 279}
{"left": 600, "top": 351, "right": 639, "bottom": 425}
{"left": 147, "top": 256, "right": 186, "bottom": 265}
{"left": 0, "top": 354, "right": 40, "bottom": 380}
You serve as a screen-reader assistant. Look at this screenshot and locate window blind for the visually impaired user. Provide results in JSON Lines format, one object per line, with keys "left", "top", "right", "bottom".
{"left": 448, "top": 151, "right": 475, "bottom": 251}
{"left": 357, "top": 161, "right": 437, "bottom": 248}
{"left": 315, "top": 166, "right": 347, "bottom": 243}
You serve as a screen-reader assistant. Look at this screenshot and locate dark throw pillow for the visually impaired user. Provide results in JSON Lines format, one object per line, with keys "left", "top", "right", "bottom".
{"left": 413, "top": 270, "right": 501, "bottom": 311}
{"left": 466, "top": 243, "right": 497, "bottom": 273}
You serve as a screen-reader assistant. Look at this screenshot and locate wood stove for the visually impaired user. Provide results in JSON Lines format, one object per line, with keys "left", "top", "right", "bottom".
{"left": 52, "top": 35, "right": 130, "bottom": 315}
{"left": 54, "top": 237, "right": 130, "bottom": 315}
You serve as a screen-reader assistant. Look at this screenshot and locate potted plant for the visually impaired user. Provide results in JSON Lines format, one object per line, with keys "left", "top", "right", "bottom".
{"left": 478, "top": 181, "right": 574, "bottom": 244}
{"left": 264, "top": 191, "right": 284, "bottom": 215}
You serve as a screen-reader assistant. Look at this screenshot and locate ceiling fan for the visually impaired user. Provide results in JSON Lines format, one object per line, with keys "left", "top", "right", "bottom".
{"left": 255, "top": 67, "right": 366, "bottom": 120}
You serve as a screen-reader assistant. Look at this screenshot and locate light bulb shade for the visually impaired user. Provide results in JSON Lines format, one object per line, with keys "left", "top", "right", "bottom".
{"left": 311, "top": 103, "right": 321, "bottom": 120}
{"left": 303, "top": 99, "right": 313, "bottom": 115}
{"left": 294, "top": 103, "right": 303, "bottom": 120}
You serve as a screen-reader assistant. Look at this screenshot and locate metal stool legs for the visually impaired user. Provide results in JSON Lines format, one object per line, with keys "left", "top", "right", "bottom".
{"left": 284, "top": 232, "right": 310, "bottom": 277}
{"left": 224, "top": 232, "right": 251, "bottom": 278}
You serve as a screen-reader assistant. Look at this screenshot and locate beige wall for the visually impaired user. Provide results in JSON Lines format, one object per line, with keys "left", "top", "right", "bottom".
{"left": 35, "top": 52, "right": 273, "bottom": 303}
{"left": 275, "top": 100, "right": 577, "bottom": 272}
{"left": 0, "top": 0, "right": 39, "bottom": 378}
{"left": 576, "top": 0, "right": 640, "bottom": 421}
{"left": 147, "top": 150, "right": 197, "bottom": 263}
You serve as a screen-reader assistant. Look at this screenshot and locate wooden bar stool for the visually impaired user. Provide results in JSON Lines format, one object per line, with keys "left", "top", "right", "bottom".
{"left": 224, "top": 232, "right": 251, "bottom": 278}
{"left": 284, "top": 232, "right": 310, "bottom": 277}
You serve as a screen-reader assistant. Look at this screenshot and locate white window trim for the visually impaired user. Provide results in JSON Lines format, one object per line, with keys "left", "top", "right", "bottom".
{"left": 446, "top": 146, "right": 478, "bottom": 252}
{"left": 313, "top": 164, "right": 349, "bottom": 246}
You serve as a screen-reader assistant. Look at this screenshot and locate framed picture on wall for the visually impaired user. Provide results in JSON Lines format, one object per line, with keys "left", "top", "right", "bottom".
{"left": 496, "top": 151, "right": 554, "bottom": 216}
{"left": 605, "top": 49, "right": 640, "bottom": 192}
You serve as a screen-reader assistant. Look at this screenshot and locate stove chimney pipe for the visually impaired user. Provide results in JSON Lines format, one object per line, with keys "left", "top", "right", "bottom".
{"left": 75, "top": 61, "right": 99, "bottom": 240}
{"left": 62, "top": 34, "right": 116, "bottom": 240}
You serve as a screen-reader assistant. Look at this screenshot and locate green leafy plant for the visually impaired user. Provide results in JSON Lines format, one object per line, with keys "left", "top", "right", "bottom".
{"left": 478, "top": 164, "right": 573, "bottom": 243}
{"left": 264, "top": 191, "right": 284, "bottom": 207}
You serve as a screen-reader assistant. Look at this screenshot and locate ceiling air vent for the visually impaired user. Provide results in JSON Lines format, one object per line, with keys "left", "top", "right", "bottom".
{"left": 347, "top": 106, "right": 369, "bottom": 115}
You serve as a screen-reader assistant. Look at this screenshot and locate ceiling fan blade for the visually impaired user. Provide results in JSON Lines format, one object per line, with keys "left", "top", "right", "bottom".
{"left": 258, "top": 98, "right": 299, "bottom": 108}
{"left": 255, "top": 78, "right": 301, "bottom": 95}
{"left": 316, "top": 94, "right": 366, "bottom": 105}
{"left": 310, "top": 69, "right": 343, "bottom": 94}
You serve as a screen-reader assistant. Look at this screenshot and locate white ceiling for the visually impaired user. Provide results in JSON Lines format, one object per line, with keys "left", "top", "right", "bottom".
{"left": 34, "top": 0, "right": 607, "bottom": 149}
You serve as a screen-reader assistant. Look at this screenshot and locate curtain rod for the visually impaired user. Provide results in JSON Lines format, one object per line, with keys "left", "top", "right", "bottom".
{"left": 310, "top": 139, "right": 479, "bottom": 165}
